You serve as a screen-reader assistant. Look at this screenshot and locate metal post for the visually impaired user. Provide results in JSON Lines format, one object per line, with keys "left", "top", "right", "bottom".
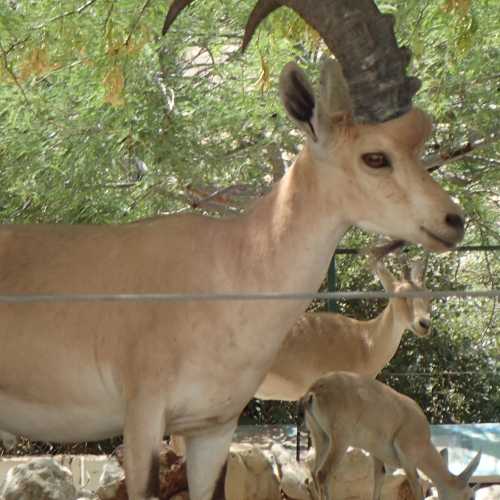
{"left": 296, "top": 404, "right": 302, "bottom": 462}
{"left": 327, "top": 254, "right": 337, "bottom": 312}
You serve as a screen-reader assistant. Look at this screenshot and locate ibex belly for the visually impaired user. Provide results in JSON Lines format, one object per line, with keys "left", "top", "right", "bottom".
{"left": 0, "top": 356, "right": 124, "bottom": 442}
{"left": 0, "top": 394, "right": 124, "bottom": 442}
{"left": 0, "top": 305, "right": 126, "bottom": 442}
{"left": 0, "top": 300, "right": 297, "bottom": 442}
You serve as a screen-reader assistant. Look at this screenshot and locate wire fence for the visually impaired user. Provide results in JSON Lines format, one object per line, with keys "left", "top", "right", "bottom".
{"left": 0, "top": 289, "right": 497, "bottom": 303}
{"left": 381, "top": 370, "right": 497, "bottom": 376}
{"left": 334, "top": 244, "right": 500, "bottom": 255}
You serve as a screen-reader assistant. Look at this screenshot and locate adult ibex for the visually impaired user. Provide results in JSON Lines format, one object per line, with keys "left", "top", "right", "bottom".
{"left": 302, "top": 372, "right": 481, "bottom": 500}
{"left": 0, "top": 1, "right": 464, "bottom": 499}
{"left": 256, "top": 256, "right": 432, "bottom": 401}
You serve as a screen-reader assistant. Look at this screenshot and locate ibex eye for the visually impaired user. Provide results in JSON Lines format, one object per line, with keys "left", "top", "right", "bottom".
{"left": 362, "top": 153, "right": 391, "bottom": 168}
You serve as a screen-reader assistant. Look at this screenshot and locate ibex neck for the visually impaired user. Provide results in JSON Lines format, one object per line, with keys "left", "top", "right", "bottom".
{"left": 241, "top": 147, "right": 349, "bottom": 293}
{"left": 366, "top": 301, "right": 407, "bottom": 370}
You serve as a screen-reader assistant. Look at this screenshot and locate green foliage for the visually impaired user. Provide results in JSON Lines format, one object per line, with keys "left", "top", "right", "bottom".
{"left": 0, "top": 0, "right": 498, "bottom": 446}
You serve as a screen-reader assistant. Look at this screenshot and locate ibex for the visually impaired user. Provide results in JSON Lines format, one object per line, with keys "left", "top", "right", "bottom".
{"left": 256, "top": 256, "right": 431, "bottom": 401}
{"left": 0, "top": 1, "right": 464, "bottom": 499}
{"left": 302, "top": 371, "right": 481, "bottom": 500}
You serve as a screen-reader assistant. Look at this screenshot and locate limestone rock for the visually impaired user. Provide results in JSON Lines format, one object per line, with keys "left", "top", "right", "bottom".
{"left": 382, "top": 470, "right": 431, "bottom": 500}
{"left": 76, "top": 488, "right": 99, "bottom": 500}
{"left": 476, "top": 485, "right": 500, "bottom": 500}
{"left": 271, "top": 444, "right": 313, "bottom": 500}
{"left": 226, "top": 443, "right": 281, "bottom": 500}
{"left": 98, "top": 442, "right": 188, "bottom": 500}
{"left": 96, "top": 458, "right": 125, "bottom": 500}
{"left": 1, "top": 457, "right": 77, "bottom": 500}
{"left": 305, "top": 447, "right": 431, "bottom": 500}
{"left": 170, "top": 491, "right": 190, "bottom": 500}
{"left": 0, "top": 430, "right": 17, "bottom": 450}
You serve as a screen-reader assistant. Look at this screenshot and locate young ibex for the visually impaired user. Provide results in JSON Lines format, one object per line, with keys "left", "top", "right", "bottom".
{"left": 0, "top": 1, "right": 464, "bottom": 499}
{"left": 256, "top": 256, "right": 431, "bottom": 401}
{"left": 302, "top": 372, "right": 481, "bottom": 500}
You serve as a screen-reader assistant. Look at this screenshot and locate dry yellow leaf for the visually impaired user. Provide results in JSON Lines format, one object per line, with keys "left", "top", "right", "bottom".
{"left": 443, "top": 0, "right": 471, "bottom": 15}
{"left": 103, "top": 65, "right": 125, "bottom": 107}
{"left": 18, "top": 47, "right": 57, "bottom": 81}
{"left": 127, "top": 26, "right": 152, "bottom": 55}
{"left": 256, "top": 53, "right": 271, "bottom": 94}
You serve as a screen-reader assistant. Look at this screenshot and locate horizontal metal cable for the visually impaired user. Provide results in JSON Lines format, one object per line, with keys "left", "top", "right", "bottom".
{"left": 0, "top": 289, "right": 497, "bottom": 304}
{"left": 334, "top": 244, "right": 500, "bottom": 255}
{"left": 382, "top": 370, "right": 498, "bottom": 377}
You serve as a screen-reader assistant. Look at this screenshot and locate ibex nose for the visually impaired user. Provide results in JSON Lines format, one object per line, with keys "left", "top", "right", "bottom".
{"left": 419, "top": 319, "right": 430, "bottom": 330}
{"left": 445, "top": 213, "right": 464, "bottom": 236}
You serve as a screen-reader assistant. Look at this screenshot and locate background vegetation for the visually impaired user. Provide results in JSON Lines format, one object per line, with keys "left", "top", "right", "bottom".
{"left": 0, "top": 0, "right": 498, "bottom": 454}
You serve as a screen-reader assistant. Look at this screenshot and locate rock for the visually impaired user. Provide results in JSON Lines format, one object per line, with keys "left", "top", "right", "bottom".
{"left": 475, "top": 485, "right": 500, "bottom": 500}
{"left": 304, "top": 446, "right": 373, "bottom": 500}
{"left": 170, "top": 492, "right": 190, "bottom": 500}
{"left": 225, "top": 443, "right": 281, "bottom": 500}
{"left": 1, "top": 457, "right": 77, "bottom": 500}
{"left": 382, "top": 470, "right": 431, "bottom": 500}
{"left": 96, "top": 458, "right": 125, "bottom": 500}
{"left": 76, "top": 488, "right": 99, "bottom": 500}
{"left": 98, "top": 442, "right": 188, "bottom": 500}
{"left": 304, "top": 447, "right": 431, "bottom": 500}
{"left": 271, "top": 444, "right": 313, "bottom": 500}
{"left": 0, "top": 430, "right": 17, "bottom": 450}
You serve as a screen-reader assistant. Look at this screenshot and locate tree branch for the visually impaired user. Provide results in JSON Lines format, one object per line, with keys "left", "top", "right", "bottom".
{"left": 424, "top": 132, "right": 500, "bottom": 171}
{"left": 125, "top": 0, "right": 153, "bottom": 47}
{"left": 184, "top": 183, "right": 261, "bottom": 211}
{"left": 0, "top": 40, "right": 30, "bottom": 106}
{"left": 33, "top": 0, "right": 100, "bottom": 30}
{"left": 265, "top": 143, "right": 287, "bottom": 181}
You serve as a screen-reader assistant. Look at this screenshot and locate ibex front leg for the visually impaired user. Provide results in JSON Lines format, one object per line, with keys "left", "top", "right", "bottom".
{"left": 393, "top": 435, "right": 425, "bottom": 500}
{"left": 123, "top": 396, "right": 165, "bottom": 500}
{"left": 185, "top": 419, "right": 237, "bottom": 500}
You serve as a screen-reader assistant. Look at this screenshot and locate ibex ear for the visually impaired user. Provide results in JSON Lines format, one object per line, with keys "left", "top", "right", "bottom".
{"left": 371, "top": 259, "right": 396, "bottom": 293}
{"left": 410, "top": 260, "right": 425, "bottom": 286}
{"left": 280, "top": 62, "right": 317, "bottom": 142}
{"left": 459, "top": 451, "right": 481, "bottom": 483}
{"left": 318, "top": 58, "right": 352, "bottom": 123}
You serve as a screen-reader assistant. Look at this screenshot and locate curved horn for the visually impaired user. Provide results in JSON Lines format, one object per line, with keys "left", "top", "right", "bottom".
{"left": 458, "top": 451, "right": 482, "bottom": 483}
{"left": 162, "top": 0, "right": 197, "bottom": 35}
{"left": 242, "top": 0, "right": 421, "bottom": 123}
{"left": 242, "top": 0, "right": 282, "bottom": 52}
{"left": 398, "top": 253, "right": 412, "bottom": 281}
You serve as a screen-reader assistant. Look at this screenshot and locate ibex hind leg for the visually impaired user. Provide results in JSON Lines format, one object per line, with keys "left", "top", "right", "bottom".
{"left": 393, "top": 438, "right": 425, "bottom": 500}
{"left": 372, "top": 456, "right": 386, "bottom": 500}
{"left": 316, "top": 439, "right": 348, "bottom": 500}
{"left": 184, "top": 419, "right": 237, "bottom": 500}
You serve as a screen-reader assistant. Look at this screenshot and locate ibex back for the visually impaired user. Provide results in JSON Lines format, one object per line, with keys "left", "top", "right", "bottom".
{"left": 0, "top": 1, "right": 464, "bottom": 499}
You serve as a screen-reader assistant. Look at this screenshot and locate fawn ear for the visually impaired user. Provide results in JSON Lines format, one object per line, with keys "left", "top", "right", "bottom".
{"left": 368, "top": 258, "right": 395, "bottom": 293}
{"left": 459, "top": 451, "right": 481, "bottom": 483}
{"left": 410, "top": 260, "right": 425, "bottom": 286}
{"left": 439, "top": 448, "right": 449, "bottom": 465}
